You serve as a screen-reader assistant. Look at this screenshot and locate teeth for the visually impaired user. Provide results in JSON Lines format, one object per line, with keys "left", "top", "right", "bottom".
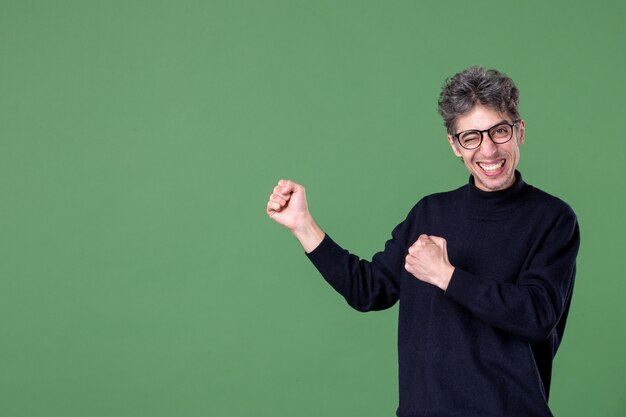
{"left": 478, "top": 160, "right": 504, "bottom": 171}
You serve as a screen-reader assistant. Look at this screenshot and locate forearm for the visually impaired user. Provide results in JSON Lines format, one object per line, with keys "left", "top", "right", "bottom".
{"left": 306, "top": 234, "right": 401, "bottom": 312}
{"left": 445, "top": 267, "right": 575, "bottom": 341}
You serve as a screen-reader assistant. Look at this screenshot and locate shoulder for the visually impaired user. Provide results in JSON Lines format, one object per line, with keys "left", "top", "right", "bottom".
{"left": 526, "top": 184, "right": 577, "bottom": 221}
{"left": 413, "top": 184, "right": 467, "bottom": 210}
{"left": 398, "top": 184, "right": 467, "bottom": 228}
{"left": 524, "top": 185, "right": 580, "bottom": 246}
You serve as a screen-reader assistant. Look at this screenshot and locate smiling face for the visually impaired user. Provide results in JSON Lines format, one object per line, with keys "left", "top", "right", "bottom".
{"left": 447, "top": 104, "right": 525, "bottom": 192}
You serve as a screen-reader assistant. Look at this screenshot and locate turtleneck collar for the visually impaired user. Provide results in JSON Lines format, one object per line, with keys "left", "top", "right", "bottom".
{"left": 465, "top": 170, "right": 533, "bottom": 213}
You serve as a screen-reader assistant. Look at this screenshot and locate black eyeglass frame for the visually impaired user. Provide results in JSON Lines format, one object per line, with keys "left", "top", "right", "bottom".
{"left": 453, "top": 120, "right": 520, "bottom": 150}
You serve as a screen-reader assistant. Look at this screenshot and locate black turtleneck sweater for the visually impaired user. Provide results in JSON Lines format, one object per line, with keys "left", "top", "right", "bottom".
{"left": 306, "top": 172, "right": 580, "bottom": 417}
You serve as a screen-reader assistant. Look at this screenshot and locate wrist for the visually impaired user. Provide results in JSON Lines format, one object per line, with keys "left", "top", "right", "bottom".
{"left": 439, "top": 264, "right": 455, "bottom": 291}
{"left": 291, "top": 215, "right": 325, "bottom": 253}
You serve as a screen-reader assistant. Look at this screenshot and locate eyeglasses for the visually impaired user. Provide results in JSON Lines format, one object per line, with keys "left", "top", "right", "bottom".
{"left": 453, "top": 120, "right": 519, "bottom": 150}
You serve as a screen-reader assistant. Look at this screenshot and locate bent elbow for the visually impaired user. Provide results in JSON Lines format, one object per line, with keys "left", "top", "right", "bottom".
{"left": 516, "top": 312, "right": 560, "bottom": 342}
{"left": 518, "top": 289, "right": 563, "bottom": 342}
{"left": 521, "top": 323, "right": 556, "bottom": 343}
{"left": 345, "top": 294, "right": 398, "bottom": 313}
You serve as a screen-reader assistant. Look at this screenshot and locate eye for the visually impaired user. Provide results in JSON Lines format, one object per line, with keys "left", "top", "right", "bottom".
{"left": 460, "top": 131, "right": 480, "bottom": 146}
{"left": 491, "top": 124, "right": 512, "bottom": 138}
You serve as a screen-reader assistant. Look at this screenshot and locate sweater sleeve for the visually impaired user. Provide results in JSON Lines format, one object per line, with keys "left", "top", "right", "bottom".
{"left": 444, "top": 209, "right": 580, "bottom": 342}
{"left": 305, "top": 221, "right": 409, "bottom": 312}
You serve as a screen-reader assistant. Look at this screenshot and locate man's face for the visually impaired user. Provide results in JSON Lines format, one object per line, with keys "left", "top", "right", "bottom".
{"left": 447, "top": 104, "right": 525, "bottom": 192}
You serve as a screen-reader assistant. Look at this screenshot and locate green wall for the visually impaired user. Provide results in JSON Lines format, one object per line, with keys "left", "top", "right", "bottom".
{"left": 1, "top": 1, "right": 624, "bottom": 416}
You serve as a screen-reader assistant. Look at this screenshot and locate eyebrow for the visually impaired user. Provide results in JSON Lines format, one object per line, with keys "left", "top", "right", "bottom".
{"left": 457, "top": 119, "right": 510, "bottom": 134}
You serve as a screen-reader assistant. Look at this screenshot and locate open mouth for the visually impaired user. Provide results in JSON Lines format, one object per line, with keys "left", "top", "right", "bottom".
{"left": 477, "top": 159, "right": 505, "bottom": 174}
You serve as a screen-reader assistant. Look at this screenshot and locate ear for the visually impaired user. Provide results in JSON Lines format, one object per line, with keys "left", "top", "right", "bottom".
{"left": 517, "top": 119, "right": 525, "bottom": 145}
{"left": 447, "top": 134, "right": 463, "bottom": 157}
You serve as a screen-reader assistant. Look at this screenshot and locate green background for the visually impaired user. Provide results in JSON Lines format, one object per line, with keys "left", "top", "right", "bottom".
{"left": 1, "top": 0, "right": 624, "bottom": 416}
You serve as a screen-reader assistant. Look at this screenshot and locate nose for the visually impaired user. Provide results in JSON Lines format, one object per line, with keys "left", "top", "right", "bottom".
{"left": 478, "top": 131, "right": 498, "bottom": 157}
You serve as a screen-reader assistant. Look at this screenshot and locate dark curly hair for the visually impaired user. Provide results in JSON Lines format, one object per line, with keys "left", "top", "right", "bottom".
{"left": 438, "top": 66, "right": 520, "bottom": 135}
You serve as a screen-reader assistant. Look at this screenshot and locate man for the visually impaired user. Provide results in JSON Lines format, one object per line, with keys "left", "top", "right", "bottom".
{"left": 266, "top": 66, "right": 580, "bottom": 417}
